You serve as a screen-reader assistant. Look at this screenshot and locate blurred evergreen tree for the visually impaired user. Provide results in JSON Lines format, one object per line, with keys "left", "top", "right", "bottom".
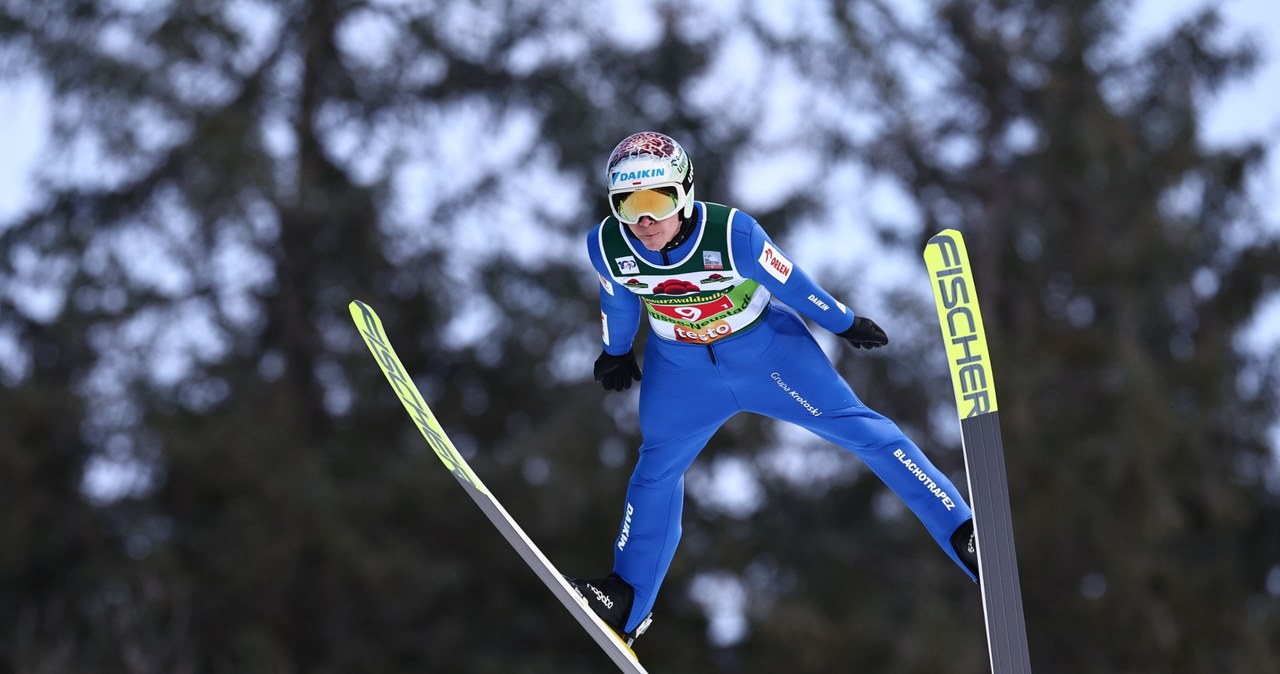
{"left": 853, "top": 1, "right": 1280, "bottom": 671}
{"left": 0, "top": 0, "right": 1275, "bottom": 672}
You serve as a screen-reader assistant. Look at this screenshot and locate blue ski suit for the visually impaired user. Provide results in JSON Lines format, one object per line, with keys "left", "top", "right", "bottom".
{"left": 588, "top": 202, "right": 974, "bottom": 633}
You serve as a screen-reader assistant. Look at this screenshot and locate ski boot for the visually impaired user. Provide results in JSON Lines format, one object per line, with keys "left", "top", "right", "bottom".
{"left": 566, "top": 573, "right": 653, "bottom": 647}
{"left": 951, "top": 518, "right": 980, "bottom": 579}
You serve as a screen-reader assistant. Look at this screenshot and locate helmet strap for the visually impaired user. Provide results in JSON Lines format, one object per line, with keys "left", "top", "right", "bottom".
{"left": 660, "top": 212, "right": 696, "bottom": 252}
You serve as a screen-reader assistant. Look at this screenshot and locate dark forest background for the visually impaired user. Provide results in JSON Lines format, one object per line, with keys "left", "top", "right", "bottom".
{"left": 2, "top": 1, "right": 1278, "bottom": 672}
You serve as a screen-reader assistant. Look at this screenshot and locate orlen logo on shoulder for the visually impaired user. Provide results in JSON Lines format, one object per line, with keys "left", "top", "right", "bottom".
{"left": 759, "top": 242, "right": 793, "bottom": 284}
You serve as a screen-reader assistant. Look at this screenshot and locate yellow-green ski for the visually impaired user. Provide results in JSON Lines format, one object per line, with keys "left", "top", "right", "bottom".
{"left": 924, "top": 231, "right": 1031, "bottom": 673}
{"left": 349, "top": 300, "right": 649, "bottom": 673}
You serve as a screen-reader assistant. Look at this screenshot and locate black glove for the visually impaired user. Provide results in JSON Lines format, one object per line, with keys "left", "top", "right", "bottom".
{"left": 594, "top": 349, "right": 642, "bottom": 391}
{"left": 839, "top": 316, "right": 889, "bottom": 349}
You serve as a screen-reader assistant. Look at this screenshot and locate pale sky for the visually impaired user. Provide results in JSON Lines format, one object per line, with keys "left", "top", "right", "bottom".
{"left": 1, "top": 1, "right": 1277, "bottom": 220}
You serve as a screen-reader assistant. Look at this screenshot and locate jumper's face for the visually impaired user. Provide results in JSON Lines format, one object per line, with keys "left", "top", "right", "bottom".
{"left": 629, "top": 212, "right": 682, "bottom": 251}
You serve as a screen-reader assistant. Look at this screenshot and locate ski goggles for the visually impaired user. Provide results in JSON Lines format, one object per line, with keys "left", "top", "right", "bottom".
{"left": 609, "top": 186, "right": 683, "bottom": 225}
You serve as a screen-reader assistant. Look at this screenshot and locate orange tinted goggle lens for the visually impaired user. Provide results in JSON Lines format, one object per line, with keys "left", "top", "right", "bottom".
{"left": 613, "top": 188, "right": 679, "bottom": 224}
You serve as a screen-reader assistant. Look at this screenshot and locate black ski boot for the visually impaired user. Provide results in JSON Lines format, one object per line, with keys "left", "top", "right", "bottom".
{"left": 566, "top": 573, "right": 653, "bottom": 647}
{"left": 951, "top": 518, "right": 980, "bottom": 579}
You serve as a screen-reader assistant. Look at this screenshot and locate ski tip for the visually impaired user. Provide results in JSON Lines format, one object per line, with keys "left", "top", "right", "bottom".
{"left": 348, "top": 301, "right": 386, "bottom": 335}
{"left": 926, "top": 228, "right": 963, "bottom": 246}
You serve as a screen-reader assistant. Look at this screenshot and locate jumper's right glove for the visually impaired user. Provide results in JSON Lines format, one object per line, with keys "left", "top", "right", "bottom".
{"left": 594, "top": 349, "right": 642, "bottom": 391}
{"left": 839, "top": 316, "right": 889, "bottom": 349}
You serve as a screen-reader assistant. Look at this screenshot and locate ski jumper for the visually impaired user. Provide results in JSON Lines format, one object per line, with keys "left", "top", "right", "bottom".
{"left": 587, "top": 202, "right": 975, "bottom": 633}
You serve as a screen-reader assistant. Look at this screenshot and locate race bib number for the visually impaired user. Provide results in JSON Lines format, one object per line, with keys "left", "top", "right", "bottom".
{"left": 648, "top": 295, "right": 734, "bottom": 323}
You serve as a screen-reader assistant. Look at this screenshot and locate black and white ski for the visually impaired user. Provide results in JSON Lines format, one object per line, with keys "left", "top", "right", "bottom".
{"left": 923, "top": 231, "right": 1033, "bottom": 673}
{"left": 348, "top": 300, "right": 649, "bottom": 674}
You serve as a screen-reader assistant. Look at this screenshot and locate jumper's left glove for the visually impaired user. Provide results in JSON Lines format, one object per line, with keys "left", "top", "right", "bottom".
{"left": 594, "top": 349, "right": 642, "bottom": 391}
{"left": 839, "top": 316, "right": 889, "bottom": 349}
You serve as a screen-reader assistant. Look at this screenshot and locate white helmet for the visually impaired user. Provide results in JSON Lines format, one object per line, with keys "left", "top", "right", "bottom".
{"left": 605, "top": 132, "right": 696, "bottom": 224}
